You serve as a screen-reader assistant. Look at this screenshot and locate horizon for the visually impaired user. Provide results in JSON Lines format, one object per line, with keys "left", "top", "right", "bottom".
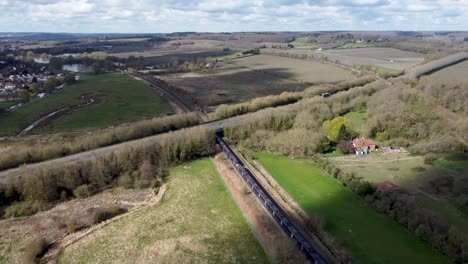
{"left": 0, "top": 0, "right": 467, "bottom": 33}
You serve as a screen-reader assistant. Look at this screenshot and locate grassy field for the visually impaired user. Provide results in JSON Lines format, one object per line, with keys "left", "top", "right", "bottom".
{"left": 343, "top": 111, "right": 367, "bottom": 133}
{"left": 332, "top": 153, "right": 468, "bottom": 233}
{"left": 0, "top": 100, "right": 19, "bottom": 110}
{"left": 0, "top": 73, "right": 172, "bottom": 135}
{"left": 289, "top": 37, "right": 319, "bottom": 49}
{"left": 337, "top": 43, "right": 370, "bottom": 49}
{"left": 424, "top": 60, "right": 468, "bottom": 82}
{"left": 58, "top": 158, "right": 269, "bottom": 264}
{"left": 255, "top": 152, "right": 448, "bottom": 264}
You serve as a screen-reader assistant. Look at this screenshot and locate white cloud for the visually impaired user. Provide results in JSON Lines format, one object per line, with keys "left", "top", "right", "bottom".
{"left": 0, "top": 0, "right": 466, "bottom": 32}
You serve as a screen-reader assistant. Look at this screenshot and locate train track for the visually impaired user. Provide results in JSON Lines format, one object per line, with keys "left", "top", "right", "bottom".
{"left": 217, "top": 136, "right": 327, "bottom": 264}
{"left": 127, "top": 72, "right": 207, "bottom": 120}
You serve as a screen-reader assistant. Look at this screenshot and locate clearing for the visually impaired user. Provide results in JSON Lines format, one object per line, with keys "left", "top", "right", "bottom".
{"left": 58, "top": 158, "right": 269, "bottom": 264}
{"left": 0, "top": 73, "right": 172, "bottom": 136}
{"left": 255, "top": 152, "right": 448, "bottom": 264}
{"left": 343, "top": 111, "right": 367, "bottom": 133}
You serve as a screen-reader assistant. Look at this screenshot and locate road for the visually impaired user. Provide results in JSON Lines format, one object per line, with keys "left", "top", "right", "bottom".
{"left": 0, "top": 115, "right": 248, "bottom": 185}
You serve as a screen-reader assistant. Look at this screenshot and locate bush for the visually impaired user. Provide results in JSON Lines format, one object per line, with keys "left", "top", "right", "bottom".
{"left": 4, "top": 200, "right": 50, "bottom": 218}
{"left": 19, "top": 237, "right": 49, "bottom": 264}
{"left": 117, "top": 173, "right": 133, "bottom": 189}
{"left": 91, "top": 206, "right": 127, "bottom": 224}
{"left": 73, "top": 184, "right": 91, "bottom": 198}
{"left": 424, "top": 153, "right": 437, "bottom": 165}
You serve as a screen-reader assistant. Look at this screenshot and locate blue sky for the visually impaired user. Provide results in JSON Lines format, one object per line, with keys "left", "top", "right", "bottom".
{"left": 0, "top": 0, "right": 467, "bottom": 33}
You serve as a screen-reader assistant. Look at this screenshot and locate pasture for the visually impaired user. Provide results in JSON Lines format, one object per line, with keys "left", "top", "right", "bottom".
{"left": 0, "top": 73, "right": 172, "bottom": 136}
{"left": 332, "top": 153, "right": 468, "bottom": 233}
{"left": 424, "top": 59, "right": 468, "bottom": 82}
{"left": 343, "top": 111, "right": 367, "bottom": 133}
{"left": 58, "top": 159, "right": 269, "bottom": 264}
{"left": 163, "top": 54, "right": 354, "bottom": 107}
{"left": 255, "top": 152, "right": 448, "bottom": 264}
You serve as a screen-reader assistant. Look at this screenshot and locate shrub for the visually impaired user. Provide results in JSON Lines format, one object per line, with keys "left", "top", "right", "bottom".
{"left": 73, "top": 184, "right": 91, "bottom": 198}
{"left": 117, "top": 173, "right": 133, "bottom": 189}
{"left": 19, "top": 237, "right": 49, "bottom": 264}
{"left": 91, "top": 206, "right": 127, "bottom": 224}
{"left": 424, "top": 153, "right": 437, "bottom": 165}
{"left": 4, "top": 200, "right": 50, "bottom": 218}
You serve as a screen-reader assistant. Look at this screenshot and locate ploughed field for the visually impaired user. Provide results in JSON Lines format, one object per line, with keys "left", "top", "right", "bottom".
{"left": 58, "top": 159, "right": 269, "bottom": 264}
{"left": 255, "top": 152, "right": 448, "bottom": 264}
{"left": 0, "top": 73, "right": 172, "bottom": 136}
{"left": 163, "top": 54, "right": 354, "bottom": 107}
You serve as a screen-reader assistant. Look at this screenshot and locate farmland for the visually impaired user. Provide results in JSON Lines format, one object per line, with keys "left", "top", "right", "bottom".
{"left": 163, "top": 54, "right": 354, "bottom": 107}
{"left": 255, "top": 152, "right": 448, "bottom": 264}
{"left": 0, "top": 73, "right": 172, "bottom": 136}
{"left": 58, "top": 159, "right": 269, "bottom": 264}
{"left": 263, "top": 47, "right": 424, "bottom": 70}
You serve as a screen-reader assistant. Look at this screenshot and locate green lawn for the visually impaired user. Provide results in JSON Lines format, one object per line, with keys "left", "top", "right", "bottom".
{"left": 344, "top": 111, "right": 367, "bottom": 133}
{"left": 59, "top": 158, "right": 269, "bottom": 264}
{"left": 255, "top": 152, "right": 448, "bottom": 264}
{"left": 0, "top": 73, "right": 172, "bottom": 135}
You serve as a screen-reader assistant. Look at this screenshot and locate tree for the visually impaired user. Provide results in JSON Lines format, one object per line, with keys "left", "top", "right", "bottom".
{"left": 63, "top": 73, "right": 76, "bottom": 85}
{"left": 29, "top": 83, "right": 39, "bottom": 94}
{"left": 44, "top": 77, "right": 58, "bottom": 93}
{"left": 322, "top": 116, "right": 349, "bottom": 142}
{"left": 18, "top": 89, "right": 30, "bottom": 102}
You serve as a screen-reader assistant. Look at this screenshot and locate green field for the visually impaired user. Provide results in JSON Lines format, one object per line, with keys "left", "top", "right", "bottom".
{"left": 338, "top": 43, "right": 370, "bottom": 49}
{"left": 344, "top": 111, "right": 367, "bottom": 133}
{"left": 435, "top": 159, "right": 468, "bottom": 173}
{"left": 255, "top": 152, "right": 448, "bottom": 264}
{"left": 0, "top": 100, "right": 19, "bottom": 110}
{"left": 0, "top": 73, "right": 172, "bottom": 135}
{"left": 59, "top": 158, "right": 269, "bottom": 263}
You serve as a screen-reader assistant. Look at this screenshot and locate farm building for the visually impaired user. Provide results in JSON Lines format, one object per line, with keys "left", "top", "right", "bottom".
{"left": 352, "top": 137, "right": 376, "bottom": 156}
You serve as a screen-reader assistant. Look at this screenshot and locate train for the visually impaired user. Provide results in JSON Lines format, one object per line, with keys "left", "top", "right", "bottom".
{"left": 216, "top": 136, "right": 327, "bottom": 264}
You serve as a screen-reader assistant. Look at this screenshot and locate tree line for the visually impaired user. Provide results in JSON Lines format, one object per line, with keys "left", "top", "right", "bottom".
{"left": 211, "top": 76, "right": 375, "bottom": 120}
{"left": 0, "top": 113, "right": 200, "bottom": 171}
{"left": 0, "top": 126, "right": 215, "bottom": 218}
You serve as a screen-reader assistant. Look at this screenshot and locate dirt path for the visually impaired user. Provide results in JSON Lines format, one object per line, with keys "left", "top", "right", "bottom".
{"left": 41, "top": 184, "right": 167, "bottom": 264}
{"left": 17, "top": 98, "right": 95, "bottom": 137}
{"left": 212, "top": 154, "right": 309, "bottom": 264}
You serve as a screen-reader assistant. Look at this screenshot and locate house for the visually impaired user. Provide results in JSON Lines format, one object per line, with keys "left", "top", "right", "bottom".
{"left": 352, "top": 137, "right": 376, "bottom": 156}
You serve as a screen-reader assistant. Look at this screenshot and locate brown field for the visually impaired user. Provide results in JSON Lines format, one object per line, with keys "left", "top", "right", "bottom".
{"left": 162, "top": 63, "right": 309, "bottom": 107}
{"left": 424, "top": 59, "right": 468, "bottom": 82}
{"left": 163, "top": 55, "right": 354, "bottom": 107}
{"left": 264, "top": 47, "right": 424, "bottom": 70}
{"left": 231, "top": 55, "right": 355, "bottom": 83}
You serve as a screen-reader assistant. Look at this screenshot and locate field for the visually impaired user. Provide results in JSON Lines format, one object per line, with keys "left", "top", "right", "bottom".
{"left": 231, "top": 55, "right": 354, "bottom": 83}
{"left": 289, "top": 37, "right": 319, "bottom": 49}
{"left": 0, "top": 73, "right": 172, "bottom": 136}
{"left": 264, "top": 47, "right": 424, "bottom": 70}
{"left": 255, "top": 152, "right": 448, "bottom": 264}
{"left": 0, "top": 100, "right": 19, "bottom": 110}
{"left": 58, "top": 158, "right": 268, "bottom": 263}
{"left": 343, "top": 111, "right": 367, "bottom": 133}
{"left": 163, "top": 54, "right": 354, "bottom": 107}
{"left": 424, "top": 60, "right": 468, "bottom": 82}
{"left": 338, "top": 43, "right": 370, "bottom": 49}
{"left": 332, "top": 153, "right": 468, "bottom": 232}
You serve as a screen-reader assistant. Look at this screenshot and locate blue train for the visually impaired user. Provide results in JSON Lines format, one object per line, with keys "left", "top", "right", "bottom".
{"left": 216, "top": 136, "right": 327, "bottom": 264}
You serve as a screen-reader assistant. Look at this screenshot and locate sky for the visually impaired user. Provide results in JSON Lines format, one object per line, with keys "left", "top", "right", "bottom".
{"left": 0, "top": 0, "right": 467, "bottom": 33}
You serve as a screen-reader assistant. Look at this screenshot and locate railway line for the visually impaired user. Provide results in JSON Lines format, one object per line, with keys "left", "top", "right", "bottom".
{"left": 217, "top": 135, "right": 327, "bottom": 264}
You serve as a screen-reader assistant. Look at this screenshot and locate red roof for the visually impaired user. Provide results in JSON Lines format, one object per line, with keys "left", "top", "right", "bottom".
{"left": 353, "top": 137, "right": 376, "bottom": 151}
